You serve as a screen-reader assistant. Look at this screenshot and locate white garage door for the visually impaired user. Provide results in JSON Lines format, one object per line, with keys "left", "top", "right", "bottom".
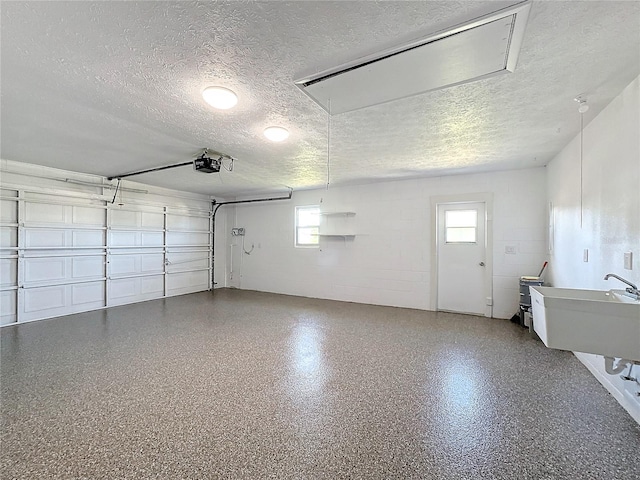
{"left": 0, "top": 188, "right": 212, "bottom": 325}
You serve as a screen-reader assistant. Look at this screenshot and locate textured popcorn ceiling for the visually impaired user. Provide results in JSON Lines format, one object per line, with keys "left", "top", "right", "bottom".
{"left": 1, "top": 1, "right": 639, "bottom": 197}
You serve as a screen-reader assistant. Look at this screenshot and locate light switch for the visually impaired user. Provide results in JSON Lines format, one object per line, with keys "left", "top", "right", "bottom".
{"left": 624, "top": 252, "right": 633, "bottom": 270}
{"left": 583, "top": 249, "right": 589, "bottom": 262}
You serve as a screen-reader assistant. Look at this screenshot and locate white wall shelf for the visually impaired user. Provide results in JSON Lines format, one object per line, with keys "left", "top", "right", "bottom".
{"left": 319, "top": 211, "right": 356, "bottom": 238}
{"left": 320, "top": 211, "right": 356, "bottom": 217}
{"left": 317, "top": 234, "right": 356, "bottom": 238}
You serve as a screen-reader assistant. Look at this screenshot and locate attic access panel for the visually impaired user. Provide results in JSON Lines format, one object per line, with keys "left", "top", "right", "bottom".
{"left": 296, "top": 1, "right": 531, "bottom": 115}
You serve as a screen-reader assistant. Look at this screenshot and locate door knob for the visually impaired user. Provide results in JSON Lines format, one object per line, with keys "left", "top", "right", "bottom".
{"left": 479, "top": 262, "right": 485, "bottom": 266}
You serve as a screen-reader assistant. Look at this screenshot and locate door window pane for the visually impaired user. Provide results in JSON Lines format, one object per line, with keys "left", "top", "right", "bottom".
{"left": 445, "top": 210, "right": 477, "bottom": 243}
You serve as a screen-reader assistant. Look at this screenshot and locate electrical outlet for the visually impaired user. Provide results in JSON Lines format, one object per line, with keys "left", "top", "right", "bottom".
{"left": 624, "top": 251, "right": 633, "bottom": 270}
{"left": 505, "top": 245, "right": 516, "bottom": 254}
{"left": 583, "top": 249, "right": 589, "bottom": 262}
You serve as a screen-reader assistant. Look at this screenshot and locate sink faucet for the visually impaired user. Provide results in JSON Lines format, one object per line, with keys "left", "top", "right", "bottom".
{"left": 604, "top": 273, "right": 640, "bottom": 299}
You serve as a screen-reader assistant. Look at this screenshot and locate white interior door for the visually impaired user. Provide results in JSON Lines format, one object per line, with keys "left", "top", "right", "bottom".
{"left": 437, "top": 202, "right": 487, "bottom": 315}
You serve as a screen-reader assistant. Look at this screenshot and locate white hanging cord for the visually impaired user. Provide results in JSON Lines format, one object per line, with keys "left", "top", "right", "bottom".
{"left": 580, "top": 111, "right": 584, "bottom": 228}
{"left": 326, "top": 98, "right": 331, "bottom": 190}
{"left": 118, "top": 179, "right": 124, "bottom": 206}
{"left": 575, "top": 95, "right": 588, "bottom": 229}
{"left": 242, "top": 235, "right": 254, "bottom": 255}
{"left": 110, "top": 178, "right": 121, "bottom": 204}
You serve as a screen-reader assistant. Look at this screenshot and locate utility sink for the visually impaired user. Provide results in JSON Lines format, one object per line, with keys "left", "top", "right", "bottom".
{"left": 530, "top": 286, "right": 640, "bottom": 361}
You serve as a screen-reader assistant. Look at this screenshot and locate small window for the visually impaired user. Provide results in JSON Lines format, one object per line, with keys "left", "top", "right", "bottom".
{"left": 445, "top": 210, "right": 477, "bottom": 243}
{"left": 295, "top": 205, "right": 320, "bottom": 247}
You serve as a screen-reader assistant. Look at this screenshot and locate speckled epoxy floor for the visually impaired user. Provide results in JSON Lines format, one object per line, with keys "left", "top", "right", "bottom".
{"left": 1, "top": 289, "right": 639, "bottom": 479}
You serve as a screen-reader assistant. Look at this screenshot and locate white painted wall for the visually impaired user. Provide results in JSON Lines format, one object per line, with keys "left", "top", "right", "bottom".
{"left": 224, "top": 167, "right": 548, "bottom": 319}
{"left": 546, "top": 75, "right": 640, "bottom": 422}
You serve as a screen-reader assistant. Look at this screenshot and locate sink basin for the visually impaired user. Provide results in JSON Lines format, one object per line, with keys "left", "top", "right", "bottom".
{"left": 530, "top": 286, "right": 640, "bottom": 361}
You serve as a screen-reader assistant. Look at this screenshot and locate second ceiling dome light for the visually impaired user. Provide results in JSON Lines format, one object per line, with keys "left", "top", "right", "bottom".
{"left": 202, "top": 86, "right": 238, "bottom": 110}
{"left": 264, "top": 126, "right": 289, "bottom": 142}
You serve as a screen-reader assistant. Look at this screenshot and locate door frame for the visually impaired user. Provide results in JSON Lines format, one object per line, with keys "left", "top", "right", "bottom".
{"left": 430, "top": 192, "right": 494, "bottom": 317}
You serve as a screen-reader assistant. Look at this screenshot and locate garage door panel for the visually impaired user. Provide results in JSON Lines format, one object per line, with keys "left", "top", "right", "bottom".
{"left": 141, "top": 212, "right": 164, "bottom": 229}
{"left": 24, "top": 285, "right": 66, "bottom": 312}
{"left": 111, "top": 247, "right": 164, "bottom": 256}
{"left": 109, "top": 255, "right": 137, "bottom": 275}
{"left": 26, "top": 229, "right": 66, "bottom": 248}
{"left": 25, "top": 202, "right": 65, "bottom": 224}
{"left": 166, "top": 251, "right": 209, "bottom": 272}
{"left": 72, "top": 256, "right": 104, "bottom": 278}
{"left": 72, "top": 206, "right": 104, "bottom": 226}
{"left": 1, "top": 291, "right": 17, "bottom": 325}
{"left": 141, "top": 254, "right": 164, "bottom": 272}
{"left": 1, "top": 258, "right": 17, "bottom": 286}
{"left": 167, "top": 270, "right": 208, "bottom": 296}
{"left": 25, "top": 229, "right": 104, "bottom": 249}
{"left": 1, "top": 199, "right": 18, "bottom": 222}
{"left": 111, "top": 209, "right": 138, "bottom": 228}
{"left": 23, "top": 249, "right": 104, "bottom": 259}
{"left": 22, "top": 282, "right": 105, "bottom": 322}
{"left": 108, "top": 275, "right": 164, "bottom": 305}
{"left": 72, "top": 230, "right": 104, "bottom": 247}
{"left": 141, "top": 276, "right": 164, "bottom": 295}
{"left": 110, "top": 254, "right": 164, "bottom": 276}
{"left": 166, "top": 231, "right": 209, "bottom": 246}
{"left": 71, "top": 282, "right": 104, "bottom": 306}
{"left": 109, "top": 231, "right": 136, "bottom": 247}
{"left": 141, "top": 232, "right": 163, "bottom": 246}
{"left": 24, "top": 257, "right": 67, "bottom": 283}
{"left": 109, "top": 278, "right": 138, "bottom": 300}
{"left": 0, "top": 227, "right": 17, "bottom": 248}
{"left": 109, "top": 231, "right": 163, "bottom": 247}
{"left": 110, "top": 210, "right": 164, "bottom": 230}
{"left": 24, "top": 255, "right": 104, "bottom": 284}
{"left": 167, "top": 214, "right": 208, "bottom": 231}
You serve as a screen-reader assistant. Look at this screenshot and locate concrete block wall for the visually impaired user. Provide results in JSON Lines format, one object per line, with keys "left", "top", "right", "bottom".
{"left": 222, "top": 167, "right": 548, "bottom": 319}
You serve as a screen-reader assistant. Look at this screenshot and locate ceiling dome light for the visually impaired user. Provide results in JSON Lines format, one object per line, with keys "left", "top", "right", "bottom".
{"left": 202, "top": 86, "right": 238, "bottom": 110}
{"left": 264, "top": 126, "right": 289, "bottom": 142}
